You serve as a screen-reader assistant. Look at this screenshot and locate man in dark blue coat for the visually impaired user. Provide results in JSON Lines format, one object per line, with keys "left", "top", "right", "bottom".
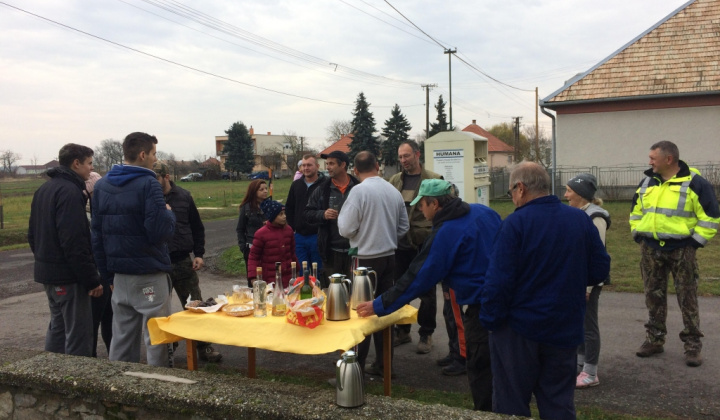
{"left": 91, "top": 132, "right": 175, "bottom": 366}
{"left": 356, "top": 179, "right": 501, "bottom": 411}
{"left": 480, "top": 161, "right": 610, "bottom": 420}
{"left": 29, "top": 143, "right": 104, "bottom": 357}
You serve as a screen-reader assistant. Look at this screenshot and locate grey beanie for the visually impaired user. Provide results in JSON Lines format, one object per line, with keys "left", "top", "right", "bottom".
{"left": 567, "top": 173, "right": 597, "bottom": 201}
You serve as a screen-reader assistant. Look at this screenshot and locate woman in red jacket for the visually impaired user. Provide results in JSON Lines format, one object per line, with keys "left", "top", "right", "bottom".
{"left": 248, "top": 200, "right": 298, "bottom": 288}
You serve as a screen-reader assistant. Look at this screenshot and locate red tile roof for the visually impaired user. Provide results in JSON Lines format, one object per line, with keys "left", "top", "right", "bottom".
{"left": 462, "top": 123, "right": 514, "bottom": 153}
{"left": 319, "top": 134, "right": 353, "bottom": 155}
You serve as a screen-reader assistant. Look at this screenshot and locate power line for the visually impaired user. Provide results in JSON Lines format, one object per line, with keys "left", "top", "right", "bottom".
{"left": 382, "top": 0, "right": 447, "bottom": 50}
{"left": 0, "top": 2, "right": 353, "bottom": 105}
{"left": 136, "top": 0, "right": 421, "bottom": 89}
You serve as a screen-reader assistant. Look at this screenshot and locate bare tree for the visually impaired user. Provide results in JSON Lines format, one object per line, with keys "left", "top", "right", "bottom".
{"left": 94, "top": 139, "right": 123, "bottom": 173}
{"left": 0, "top": 150, "right": 22, "bottom": 174}
{"left": 263, "top": 132, "right": 318, "bottom": 176}
{"left": 325, "top": 119, "right": 352, "bottom": 147}
{"left": 522, "top": 125, "right": 552, "bottom": 168}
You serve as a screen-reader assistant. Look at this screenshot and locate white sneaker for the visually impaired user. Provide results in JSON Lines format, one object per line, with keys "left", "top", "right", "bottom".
{"left": 576, "top": 371, "right": 599, "bottom": 389}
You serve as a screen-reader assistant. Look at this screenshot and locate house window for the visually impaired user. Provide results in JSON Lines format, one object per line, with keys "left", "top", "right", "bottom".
{"left": 507, "top": 155, "right": 512, "bottom": 164}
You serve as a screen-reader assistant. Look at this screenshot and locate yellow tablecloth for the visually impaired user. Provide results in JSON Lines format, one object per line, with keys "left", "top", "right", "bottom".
{"left": 148, "top": 305, "right": 417, "bottom": 355}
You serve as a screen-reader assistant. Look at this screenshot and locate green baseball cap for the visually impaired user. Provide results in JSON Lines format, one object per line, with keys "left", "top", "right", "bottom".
{"left": 410, "top": 179, "right": 453, "bottom": 206}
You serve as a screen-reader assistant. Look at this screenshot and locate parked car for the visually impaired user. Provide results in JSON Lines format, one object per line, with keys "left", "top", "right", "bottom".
{"left": 180, "top": 173, "right": 203, "bottom": 182}
{"left": 248, "top": 171, "right": 269, "bottom": 180}
{"left": 221, "top": 172, "right": 237, "bottom": 180}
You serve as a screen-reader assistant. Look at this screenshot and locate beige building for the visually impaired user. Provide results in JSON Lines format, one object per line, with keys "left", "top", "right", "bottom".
{"left": 215, "top": 126, "right": 295, "bottom": 175}
{"left": 461, "top": 120, "right": 514, "bottom": 171}
{"left": 540, "top": 0, "right": 720, "bottom": 168}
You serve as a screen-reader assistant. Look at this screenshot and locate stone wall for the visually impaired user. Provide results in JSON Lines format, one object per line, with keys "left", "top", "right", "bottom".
{"left": 0, "top": 348, "right": 507, "bottom": 420}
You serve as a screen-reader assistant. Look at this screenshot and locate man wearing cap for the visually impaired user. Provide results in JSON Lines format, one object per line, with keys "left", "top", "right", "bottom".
{"left": 304, "top": 150, "right": 360, "bottom": 281}
{"left": 339, "top": 151, "right": 409, "bottom": 378}
{"left": 285, "top": 154, "right": 325, "bottom": 284}
{"left": 155, "top": 162, "right": 222, "bottom": 363}
{"left": 388, "top": 140, "right": 443, "bottom": 355}
{"left": 480, "top": 161, "right": 610, "bottom": 419}
{"left": 356, "top": 178, "right": 501, "bottom": 411}
{"left": 631, "top": 141, "right": 719, "bottom": 367}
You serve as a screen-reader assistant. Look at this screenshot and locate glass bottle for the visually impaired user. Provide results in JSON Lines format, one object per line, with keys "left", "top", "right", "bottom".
{"left": 253, "top": 267, "right": 267, "bottom": 317}
{"left": 290, "top": 261, "right": 297, "bottom": 287}
{"left": 300, "top": 261, "right": 313, "bottom": 300}
{"left": 272, "top": 262, "right": 286, "bottom": 316}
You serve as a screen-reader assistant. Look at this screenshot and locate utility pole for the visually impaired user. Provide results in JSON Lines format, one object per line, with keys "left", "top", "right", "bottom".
{"left": 513, "top": 117, "right": 522, "bottom": 163}
{"left": 444, "top": 48, "right": 457, "bottom": 130}
{"left": 421, "top": 84, "right": 437, "bottom": 139}
{"left": 535, "top": 87, "right": 540, "bottom": 163}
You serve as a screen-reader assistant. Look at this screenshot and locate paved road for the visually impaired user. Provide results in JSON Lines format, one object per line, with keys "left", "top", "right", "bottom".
{"left": 2, "top": 217, "right": 719, "bottom": 418}
{"left": 0, "top": 218, "right": 239, "bottom": 299}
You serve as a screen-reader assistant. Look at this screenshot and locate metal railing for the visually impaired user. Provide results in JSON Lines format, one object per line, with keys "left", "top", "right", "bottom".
{"left": 490, "top": 163, "right": 720, "bottom": 201}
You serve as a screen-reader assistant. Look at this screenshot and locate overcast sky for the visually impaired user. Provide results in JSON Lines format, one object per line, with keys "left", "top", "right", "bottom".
{"left": 1, "top": 0, "right": 689, "bottom": 165}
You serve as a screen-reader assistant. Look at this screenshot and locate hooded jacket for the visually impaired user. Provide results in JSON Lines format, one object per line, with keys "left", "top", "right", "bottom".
{"left": 247, "top": 221, "right": 298, "bottom": 287}
{"left": 285, "top": 172, "right": 325, "bottom": 236}
{"left": 373, "top": 199, "right": 501, "bottom": 316}
{"left": 164, "top": 181, "right": 205, "bottom": 263}
{"left": 28, "top": 166, "right": 102, "bottom": 290}
{"left": 91, "top": 164, "right": 176, "bottom": 283}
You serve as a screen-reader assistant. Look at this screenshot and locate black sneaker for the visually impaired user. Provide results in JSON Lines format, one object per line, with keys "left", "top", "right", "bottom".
{"left": 436, "top": 354, "right": 453, "bottom": 367}
{"left": 441, "top": 360, "right": 467, "bottom": 376}
{"left": 365, "top": 362, "right": 396, "bottom": 378}
{"left": 199, "top": 346, "right": 222, "bottom": 363}
{"left": 393, "top": 329, "right": 411, "bottom": 347}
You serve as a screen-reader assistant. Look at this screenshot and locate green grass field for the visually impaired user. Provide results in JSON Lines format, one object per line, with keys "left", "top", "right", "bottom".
{"left": 3, "top": 176, "right": 719, "bottom": 296}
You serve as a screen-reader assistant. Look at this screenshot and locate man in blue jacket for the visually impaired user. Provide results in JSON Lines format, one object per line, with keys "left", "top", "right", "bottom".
{"left": 29, "top": 143, "right": 104, "bottom": 357}
{"left": 356, "top": 179, "right": 501, "bottom": 411}
{"left": 480, "top": 161, "right": 610, "bottom": 420}
{"left": 91, "top": 132, "right": 176, "bottom": 366}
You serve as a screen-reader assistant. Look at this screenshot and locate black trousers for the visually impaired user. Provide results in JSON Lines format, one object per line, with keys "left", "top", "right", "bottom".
{"left": 355, "top": 255, "right": 395, "bottom": 370}
{"left": 463, "top": 304, "right": 493, "bottom": 411}
{"left": 394, "top": 248, "right": 437, "bottom": 337}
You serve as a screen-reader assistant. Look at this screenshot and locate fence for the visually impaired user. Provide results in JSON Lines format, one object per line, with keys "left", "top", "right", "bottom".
{"left": 489, "top": 163, "right": 720, "bottom": 201}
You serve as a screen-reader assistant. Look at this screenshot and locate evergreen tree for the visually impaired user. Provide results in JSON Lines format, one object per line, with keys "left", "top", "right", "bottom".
{"left": 381, "top": 104, "right": 412, "bottom": 168}
{"left": 427, "top": 94, "right": 454, "bottom": 139}
{"left": 348, "top": 92, "right": 380, "bottom": 163}
{"left": 222, "top": 121, "right": 255, "bottom": 176}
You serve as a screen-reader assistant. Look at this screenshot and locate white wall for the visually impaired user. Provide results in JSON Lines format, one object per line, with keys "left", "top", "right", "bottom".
{"left": 557, "top": 106, "right": 720, "bottom": 168}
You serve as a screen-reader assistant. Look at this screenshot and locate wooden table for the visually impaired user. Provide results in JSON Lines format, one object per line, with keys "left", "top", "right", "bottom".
{"left": 148, "top": 305, "right": 417, "bottom": 396}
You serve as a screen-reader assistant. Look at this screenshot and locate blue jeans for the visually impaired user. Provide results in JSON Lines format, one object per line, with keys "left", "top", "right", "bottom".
{"left": 294, "top": 233, "right": 322, "bottom": 281}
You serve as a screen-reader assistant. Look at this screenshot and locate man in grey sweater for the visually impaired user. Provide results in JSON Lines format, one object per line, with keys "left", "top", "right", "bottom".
{"left": 338, "top": 151, "right": 409, "bottom": 376}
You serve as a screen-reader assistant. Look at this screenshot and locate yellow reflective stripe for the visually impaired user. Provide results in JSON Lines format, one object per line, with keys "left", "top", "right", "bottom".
{"left": 637, "top": 177, "right": 652, "bottom": 211}
{"left": 697, "top": 220, "right": 719, "bottom": 229}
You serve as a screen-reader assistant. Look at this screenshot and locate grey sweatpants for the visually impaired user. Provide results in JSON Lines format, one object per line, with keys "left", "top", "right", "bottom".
{"left": 44, "top": 283, "right": 93, "bottom": 356}
{"left": 109, "top": 273, "right": 171, "bottom": 366}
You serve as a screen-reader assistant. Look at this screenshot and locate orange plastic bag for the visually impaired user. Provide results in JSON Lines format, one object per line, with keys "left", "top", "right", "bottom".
{"left": 286, "top": 276, "right": 325, "bottom": 329}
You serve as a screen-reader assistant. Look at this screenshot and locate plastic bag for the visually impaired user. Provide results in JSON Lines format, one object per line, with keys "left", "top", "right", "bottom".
{"left": 285, "top": 276, "right": 325, "bottom": 329}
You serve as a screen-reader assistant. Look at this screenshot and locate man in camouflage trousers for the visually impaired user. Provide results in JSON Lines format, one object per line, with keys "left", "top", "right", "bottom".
{"left": 155, "top": 162, "right": 222, "bottom": 363}
{"left": 630, "top": 141, "right": 719, "bottom": 367}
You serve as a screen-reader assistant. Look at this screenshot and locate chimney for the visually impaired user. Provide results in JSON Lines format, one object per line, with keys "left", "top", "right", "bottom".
{"left": 267, "top": 132, "right": 271, "bottom": 135}
{"left": 472, "top": 119, "right": 476, "bottom": 124}
{"left": 249, "top": 126, "right": 254, "bottom": 135}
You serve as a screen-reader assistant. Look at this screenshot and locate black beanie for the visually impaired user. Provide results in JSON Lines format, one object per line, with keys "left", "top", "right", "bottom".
{"left": 260, "top": 199, "right": 284, "bottom": 223}
{"left": 567, "top": 173, "right": 597, "bottom": 201}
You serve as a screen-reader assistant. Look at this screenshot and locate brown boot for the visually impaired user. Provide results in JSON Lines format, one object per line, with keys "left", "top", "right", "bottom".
{"left": 684, "top": 350, "right": 703, "bottom": 367}
{"left": 636, "top": 340, "right": 664, "bottom": 357}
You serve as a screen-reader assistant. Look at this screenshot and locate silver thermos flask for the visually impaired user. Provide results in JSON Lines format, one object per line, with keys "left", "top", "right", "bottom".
{"left": 335, "top": 350, "right": 365, "bottom": 407}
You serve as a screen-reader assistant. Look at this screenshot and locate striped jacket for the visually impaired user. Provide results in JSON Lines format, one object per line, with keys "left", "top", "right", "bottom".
{"left": 630, "top": 161, "right": 719, "bottom": 250}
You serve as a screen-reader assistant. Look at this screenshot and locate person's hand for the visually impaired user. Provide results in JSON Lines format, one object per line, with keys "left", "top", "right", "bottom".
{"left": 88, "top": 284, "right": 104, "bottom": 297}
{"left": 166, "top": 203, "right": 172, "bottom": 210}
{"left": 324, "top": 209, "right": 338, "bottom": 220}
{"left": 356, "top": 301, "right": 375, "bottom": 318}
{"left": 586, "top": 292, "right": 591, "bottom": 302}
{"left": 192, "top": 257, "right": 204, "bottom": 271}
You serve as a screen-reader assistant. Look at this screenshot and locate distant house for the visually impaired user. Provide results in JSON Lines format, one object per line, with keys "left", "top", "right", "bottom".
{"left": 462, "top": 120, "right": 515, "bottom": 171}
{"left": 215, "top": 126, "right": 294, "bottom": 175}
{"left": 16, "top": 160, "right": 59, "bottom": 175}
{"left": 540, "top": 0, "right": 720, "bottom": 168}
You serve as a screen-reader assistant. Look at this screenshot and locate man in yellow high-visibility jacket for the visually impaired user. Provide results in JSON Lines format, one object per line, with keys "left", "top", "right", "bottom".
{"left": 630, "top": 141, "right": 719, "bottom": 367}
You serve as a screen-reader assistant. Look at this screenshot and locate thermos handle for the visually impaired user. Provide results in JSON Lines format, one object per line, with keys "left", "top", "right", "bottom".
{"left": 368, "top": 269, "right": 378, "bottom": 295}
{"left": 336, "top": 360, "right": 345, "bottom": 391}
